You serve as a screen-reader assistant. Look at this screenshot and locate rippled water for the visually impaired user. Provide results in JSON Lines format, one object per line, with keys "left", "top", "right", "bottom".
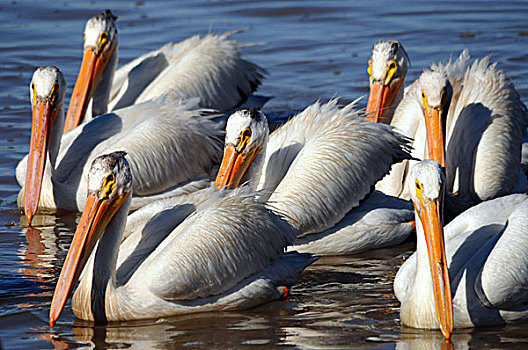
{"left": 1, "top": 1, "right": 528, "bottom": 348}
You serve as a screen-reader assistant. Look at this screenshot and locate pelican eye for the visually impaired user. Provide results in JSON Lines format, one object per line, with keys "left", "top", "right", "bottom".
{"left": 49, "top": 82, "right": 59, "bottom": 106}
{"left": 98, "top": 31, "right": 109, "bottom": 52}
{"left": 49, "top": 81, "right": 58, "bottom": 94}
{"left": 101, "top": 173, "right": 116, "bottom": 198}
{"left": 420, "top": 89, "right": 429, "bottom": 110}
{"left": 385, "top": 60, "right": 398, "bottom": 85}
{"left": 414, "top": 180, "right": 424, "bottom": 205}
{"left": 31, "top": 82, "right": 36, "bottom": 105}
{"left": 238, "top": 128, "right": 252, "bottom": 152}
{"left": 367, "top": 59, "right": 372, "bottom": 77}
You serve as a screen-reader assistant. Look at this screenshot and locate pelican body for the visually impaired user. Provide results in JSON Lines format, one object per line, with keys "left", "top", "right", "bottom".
{"left": 49, "top": 151, "right": 314, "bottom": 325}
{"left": 396, "top": 160, "right": 528, "bottom": 339}
{"left": 17, "top": 66, "right": 223, "bottom": 223}
{"left": 377, "top": 51, "right": 528, "bottom": 219}
{"left": 214, "top": 103, "right": 415, "bottom": 255}
{"left": 64, "top": 9, "right": 266, "bottom": 133}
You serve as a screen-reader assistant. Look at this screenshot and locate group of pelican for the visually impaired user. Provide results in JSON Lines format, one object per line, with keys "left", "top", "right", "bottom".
{"left": 15, "top": 9, "right": 528, "bottom": 341}
{"left": 366, "top": 40, "right": 528, "bottom": 338}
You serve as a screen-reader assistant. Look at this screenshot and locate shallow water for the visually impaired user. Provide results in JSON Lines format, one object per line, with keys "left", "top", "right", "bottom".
{"left": 1, "top": 0, "right": 528, "bottom": 348}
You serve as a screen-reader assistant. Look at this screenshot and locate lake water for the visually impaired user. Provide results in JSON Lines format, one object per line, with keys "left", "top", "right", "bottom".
{"left": 1, "top": 0, "right": 528, "bottom": 348}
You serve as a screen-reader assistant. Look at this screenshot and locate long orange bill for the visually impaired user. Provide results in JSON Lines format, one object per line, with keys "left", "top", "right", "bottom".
{"left": 417, "top": 197, "right": 453, "bottom": 340}
{"left": 214, "top": 145, "right": 261, "bottom": 190}
{"left": 24, "top": 99, "right": 59, "bottom": 224}
{"left": 63, "top": 42, "right": 116, "bottom": 134}
{"left": 424, "top": 107, "right": 446, "bottom": 168}
{"left": 49, "top": 191, "right": 128, "bottom": 327}
{"left": 365, "top": 79, "right": 404, "bottom": 123}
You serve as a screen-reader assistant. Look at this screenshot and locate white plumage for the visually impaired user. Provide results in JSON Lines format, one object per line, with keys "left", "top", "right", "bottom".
{"left": 64, "top": 10, "right": 265, "bottom": 132}
{"left": 215, "top": 101, "right": 415, "bottom": 255}
{"left": 376, "top": 49, "right": 470, "bottom": 200}
{"left": 292, "top": 191, "right": 414, "bottom": 255}
{"left": 376, "top": 50, "right": 528, "bottom": 219}
{"left": 260, "top": 100, "right": 412, "bottom": 233}
{"left": 17, "top": 66, "right": 223, "bottom": 222}
{"left": 49, "top": 152, "right": 314, "bottom": 324}
{"left": 365, "top": 39, "right": 409, "bottom": 124}
{"left": 396, "top": 160, "right": 528, "bottom": 337}
{"left": 109, "top": 31, "right": 265, "bottom": 113}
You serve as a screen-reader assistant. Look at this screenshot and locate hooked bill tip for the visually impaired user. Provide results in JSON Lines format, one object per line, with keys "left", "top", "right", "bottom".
{"left": 25, "top": 208, "right": 34, "bottom": 226}
{"left": 49, "top": 308, "right": 59, "bottom": 328}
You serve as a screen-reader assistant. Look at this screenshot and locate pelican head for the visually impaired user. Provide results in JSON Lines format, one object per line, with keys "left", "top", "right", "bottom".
{"left": 417, "top": 70, "right": 452, "bottom": 168}
{"left": 25, "top": 66, "right": 67, "bottom": 224}
{"left": 408, "top": 160, "right": 453, "bottom": 340}
{"left": 63, "top": 9, "right": 118, "bottom": 133}
{"left": 49, "top": 151, "right": 131, "bottom": 327}
{"left": 366, "top": 40, "right": 409, "bottom": 123}
{"left": 214, "top": 108, "right": 269, "bottom": 190}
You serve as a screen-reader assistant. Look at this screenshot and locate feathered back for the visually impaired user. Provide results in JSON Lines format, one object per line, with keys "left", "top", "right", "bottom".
{"left": 445, "top": 57, "right": 528, "bottom": 211}
{"left": 50, "top": 97, "right": 223, "bottom": 210}
{"left": 109, "top": 42, "right": 175, "bottom": 110}
{"left": 110, "top": 32, "right": 266, "bottom": 113}
{"left": 139, "top": 187, "right": 298, "bottom": 300}
{"left": 452, "top": 57, "right": 527, "bottom": 128}
{"left": 259, "top": 99, "right": 412, "bottom": 233}
{"left": 92, "top": 98, "right": 224, "bottom": 196}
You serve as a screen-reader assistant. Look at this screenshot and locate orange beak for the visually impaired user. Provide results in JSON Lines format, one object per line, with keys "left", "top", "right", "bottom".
{"left": 214, "top": 144, "right": 261, "bottom": 190}
{"left": 24, "top": 98, "right": 59, "bottom": 224}
{"left": 415, "top": 197, "right": 453, "bottom": 339}
{"left": 365, "top": 79, "right": 404, "bottom": 123}
{"left": 49, "top": 191, "right": 128, "bottom": 327}
{"left": 424, "top": 106, "right": 446, "bottom": 168}
{"left": 63, "top": 41, "right": 116, "bottom": 134}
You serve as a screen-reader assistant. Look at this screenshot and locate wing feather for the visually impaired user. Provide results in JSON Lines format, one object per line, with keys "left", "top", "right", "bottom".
{"left": 445, "top": 58, "right": 528, "bottom": 213}
{"left": 134, "top": 33, "right": 265, "bottom": 112}
{"left": 261, "top": 99, "right": 412, "bottom": 233}
{"left": 475, "top": 196, "right": 528, "bottom": 309}
{"left": 89, "top": 98, "right": 223, "bottom": 196}
{"left": 138, "top": 189, "right": 298, "bottom": 301}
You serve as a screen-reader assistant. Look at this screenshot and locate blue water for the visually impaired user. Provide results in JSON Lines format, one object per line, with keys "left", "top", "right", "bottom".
{"left": 1, "top": 0, "right": 528, "bottom": 348}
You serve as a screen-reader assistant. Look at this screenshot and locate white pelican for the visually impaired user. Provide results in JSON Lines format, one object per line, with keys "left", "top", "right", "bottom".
{"left": 49, "top": 151, "right": 314, "bottom": 326}
{"left": 16, "top": 66, "right": 223, "bottom": 223}
{"left": 64, "top": 9, "right": 265, "bottom": 133}
{"left": 395, "top": 160, "right": 528, "bottom": 339}
{"left": 365, "top": 39, "right": 410, "bottom": 124}
{"left": 213, "top": 104, "right": 415, "bottom": 255}
{"left": 376, "top": 53, "right": 528, "bottom": 219}
{"left": 375, "top": 50, "right": 469, "bottom": 200}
